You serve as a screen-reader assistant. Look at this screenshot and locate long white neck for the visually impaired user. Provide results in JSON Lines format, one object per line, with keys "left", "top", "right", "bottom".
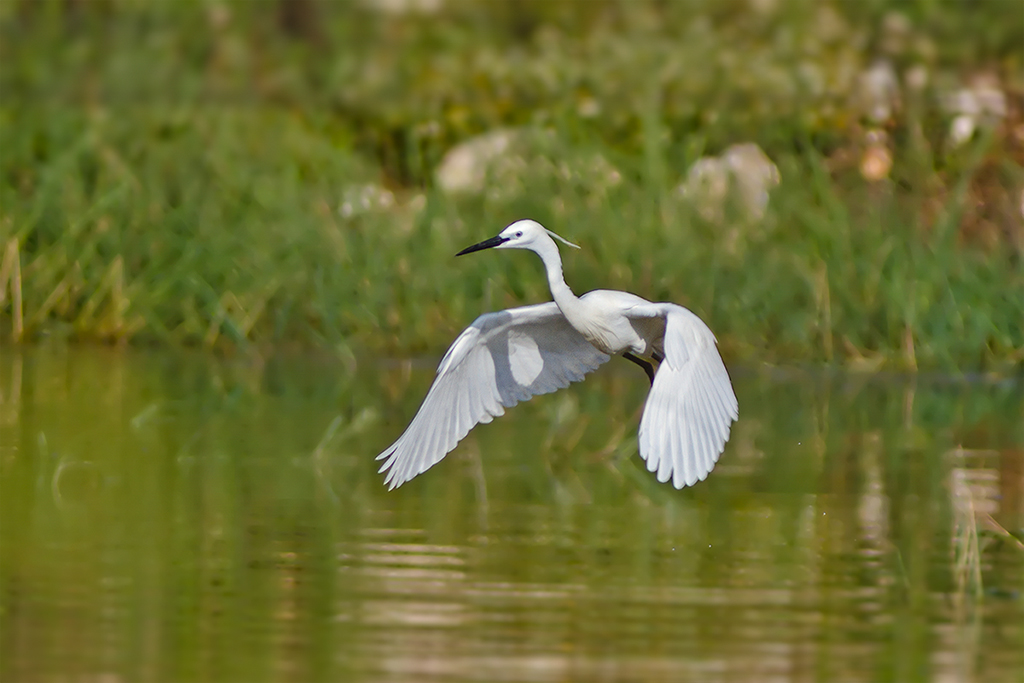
{"left": 532, "top": 237, "right": 580, "bottom": 315}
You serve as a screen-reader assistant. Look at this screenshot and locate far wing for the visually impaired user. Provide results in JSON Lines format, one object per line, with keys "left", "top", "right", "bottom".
{"left": 377, "top": 302, "right": 611, "bottom": 489}
{"left": 630, "top": 304, "right": 738, "bottom": 489}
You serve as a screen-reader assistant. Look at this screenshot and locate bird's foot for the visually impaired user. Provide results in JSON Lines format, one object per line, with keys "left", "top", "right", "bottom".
{"left": 623, "top": 352, "right": 656, "bottom": 386}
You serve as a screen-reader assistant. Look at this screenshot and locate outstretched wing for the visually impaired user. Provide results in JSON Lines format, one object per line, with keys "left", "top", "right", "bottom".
{"left": 377, "top": 302, "right": 611, "bottom": 489}
{"left": 630, "top": 304, "right": 738, "bottom": 489}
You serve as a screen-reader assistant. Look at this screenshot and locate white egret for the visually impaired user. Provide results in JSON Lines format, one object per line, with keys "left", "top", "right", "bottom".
{"left": 377, "top": 219, "right": 738, "bottom": 490}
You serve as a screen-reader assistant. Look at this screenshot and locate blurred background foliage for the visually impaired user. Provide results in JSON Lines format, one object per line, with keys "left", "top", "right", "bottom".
{"left": 0, "top": 0, "right": 1022, "bottom": 371}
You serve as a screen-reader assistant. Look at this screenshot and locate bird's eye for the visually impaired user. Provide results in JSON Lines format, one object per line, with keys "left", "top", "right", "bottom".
{"left": 515, "top": 231, "right": 523, "bottom": 238}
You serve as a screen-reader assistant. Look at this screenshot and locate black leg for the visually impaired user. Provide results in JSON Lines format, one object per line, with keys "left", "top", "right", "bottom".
{"left": 623, "top": 352, "right": 656, "bottom": 386}
{"left": 652, "top": 350, "right": 664, "bottom": 363}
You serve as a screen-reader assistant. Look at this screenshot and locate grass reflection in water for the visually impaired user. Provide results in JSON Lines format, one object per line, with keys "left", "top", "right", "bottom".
{"left": 0, "top": 347, "right": 1021, "bottom": 682}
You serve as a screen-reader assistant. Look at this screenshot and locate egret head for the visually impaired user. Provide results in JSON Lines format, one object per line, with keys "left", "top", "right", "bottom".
{"left": 456, "top": 219, "right": 580, "bottom": 257}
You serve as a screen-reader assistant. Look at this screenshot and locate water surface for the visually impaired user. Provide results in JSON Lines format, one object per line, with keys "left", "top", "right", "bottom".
{"left": 1, "top": 346, "right": 1021, "bottom": 682}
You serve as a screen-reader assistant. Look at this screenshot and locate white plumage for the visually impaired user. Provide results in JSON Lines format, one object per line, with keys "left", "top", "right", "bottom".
{"left": 376, "top": 219, "right": 738, "bottom": 490}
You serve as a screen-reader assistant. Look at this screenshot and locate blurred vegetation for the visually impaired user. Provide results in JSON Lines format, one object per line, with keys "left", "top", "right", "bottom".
{"left": 0, "top": 0, "right": 1022, "bottom": 371}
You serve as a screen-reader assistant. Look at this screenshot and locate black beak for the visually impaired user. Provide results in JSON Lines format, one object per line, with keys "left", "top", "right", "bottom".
{"left": 455, "top": 234, "right": 508, "bottom": 257}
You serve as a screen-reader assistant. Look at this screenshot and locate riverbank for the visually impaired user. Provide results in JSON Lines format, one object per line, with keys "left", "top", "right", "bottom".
{"left": 2, "top": 1, "right": 1021, "bottom": 371}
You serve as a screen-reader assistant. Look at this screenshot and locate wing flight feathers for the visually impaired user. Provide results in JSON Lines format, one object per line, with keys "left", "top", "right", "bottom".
{"left": 637, "top": 305, "right": 738, "bottom": 489}
{"left": 377, "top": 303, "right": 610, "bottom": 489}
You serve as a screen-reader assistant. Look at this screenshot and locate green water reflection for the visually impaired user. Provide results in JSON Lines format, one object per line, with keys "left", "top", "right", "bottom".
{"left": 1, "top": 346, "right": 1022, "bottom": 682}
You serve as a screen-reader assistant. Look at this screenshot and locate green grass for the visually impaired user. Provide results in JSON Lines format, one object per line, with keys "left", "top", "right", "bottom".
{"left": 1, "top": 0, "right": 1021, "bottom": 371}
